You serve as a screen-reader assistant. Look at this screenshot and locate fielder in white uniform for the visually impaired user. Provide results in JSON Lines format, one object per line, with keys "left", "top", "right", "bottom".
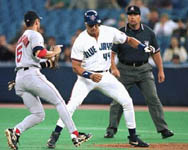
{"left": 5, "top": 11, "right": 89, "bottom": 150}
{"left": 47, "top": 10, "right": 154, "bottom": 148}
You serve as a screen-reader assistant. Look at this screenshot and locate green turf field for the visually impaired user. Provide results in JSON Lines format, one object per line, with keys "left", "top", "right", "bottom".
{"left": 0, "top": 107, "right": 188, "bottom": 150}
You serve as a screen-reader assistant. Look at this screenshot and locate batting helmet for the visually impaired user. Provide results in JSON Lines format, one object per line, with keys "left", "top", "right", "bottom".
{"left": 84, "top": 10, "right": 101, "bottom": 25}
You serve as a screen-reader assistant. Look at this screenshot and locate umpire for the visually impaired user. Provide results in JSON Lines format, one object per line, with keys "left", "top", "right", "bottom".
{"left": 104, "top": 5, "right": 174, "bottom": 139}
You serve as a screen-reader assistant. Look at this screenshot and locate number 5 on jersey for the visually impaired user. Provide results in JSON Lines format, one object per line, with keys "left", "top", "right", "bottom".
{"left": 16, "top": 45, "right": 22, "bottom": 63}
{"left": 16, "top": 35, "right": 29, "bottom": 63}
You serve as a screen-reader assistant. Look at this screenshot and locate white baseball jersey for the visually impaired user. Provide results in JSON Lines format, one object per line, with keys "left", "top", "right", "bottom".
{"left": 71, "top": 25, "right": 127, "bottom": 71}
{"left": 57, "top": 25, "right": 136, "bottom": 130}
{"left": 15, "top": 30, "right": 44, "bottom": 68}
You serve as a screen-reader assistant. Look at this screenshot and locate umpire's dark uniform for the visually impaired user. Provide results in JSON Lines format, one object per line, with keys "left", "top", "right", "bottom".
{"left": 105, "top": 23, "right": 172, "bottom": 137}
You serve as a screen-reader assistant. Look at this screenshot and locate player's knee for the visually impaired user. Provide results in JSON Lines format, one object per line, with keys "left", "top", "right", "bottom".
{"left": 122, "top": 100, "right": 134, "bottom": 111}
{"left": 35, "top": 111, "right": 45, "bottom": 123}
{"left": 67, "top": 101, "right": 79, "bottom": 115}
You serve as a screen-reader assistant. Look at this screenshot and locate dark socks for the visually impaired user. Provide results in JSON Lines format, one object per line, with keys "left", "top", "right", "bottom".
{"left": 54, "top": 125, "right": 63, "bottom": 133}
{"left": 128, "top": 128, "right": 136, "bottom": 137}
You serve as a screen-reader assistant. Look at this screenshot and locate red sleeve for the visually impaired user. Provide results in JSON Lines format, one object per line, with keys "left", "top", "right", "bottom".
{"left": 37, "top": 49, "right": 47, "bottom": 58}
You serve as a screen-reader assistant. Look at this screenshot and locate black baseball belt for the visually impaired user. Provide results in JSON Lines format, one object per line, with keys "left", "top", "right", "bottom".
{"left": 15, "top": 65, "right": 40, "bottom": 72}
{"left": 90, "top": 70, "right": 109, "bottom": 73}
{"left": 120, "top": 60, "right": 148, "bottom": 67}
{"left": 15, "top": 67, "right": 29, "bottom": 72}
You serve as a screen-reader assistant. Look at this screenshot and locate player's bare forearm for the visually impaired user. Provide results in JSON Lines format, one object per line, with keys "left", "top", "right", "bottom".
{"left": 111, "top": 52, "right": 116, "bottom": 68}
{"left": 35, "top": 46, "right": 61, "bottom": 59}
{"left": 44, "top": 51, "right": 58, "bottom": 59}
{"left": 45, "top": 46, "right": 61, "bottom": 59}
{"left": 72, "top": 59, "right": 85, "bottom": 76}
{"left": 72, "top": 59, "right": 102, "bottom": 82}
{"left": 111, "top": 52, "right": 120, "bottom": 77}
{"left": 126, "top": 36, "right": 141, "bottom": 48}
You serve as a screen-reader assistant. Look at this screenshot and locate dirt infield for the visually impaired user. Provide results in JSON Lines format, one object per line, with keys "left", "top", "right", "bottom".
{"left": 95, "top": 143, "right": 188, "bottom": 150}
{"left": 0, "top": 103, "right": 188, "bottom": 111}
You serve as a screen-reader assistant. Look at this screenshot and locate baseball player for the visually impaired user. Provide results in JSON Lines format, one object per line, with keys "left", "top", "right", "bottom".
{"left": 46, "top": 9, "right": 155, "bottom": 148}
{"left": 5, "top": 11, "right": 89, "bottom": 150}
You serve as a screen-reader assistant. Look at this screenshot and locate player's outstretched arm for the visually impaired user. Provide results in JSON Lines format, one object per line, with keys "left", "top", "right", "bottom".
{"left": 126, "top": 36, "right": 155, "bottom": 53}
{"left": 35, "top": 45, "right": 61, "bottom": 59}
{"left": 39, "top": 45, "right": 63, "bottom": 69}
{"left": 126, "top": 36, "right": 141, "bottom": 48}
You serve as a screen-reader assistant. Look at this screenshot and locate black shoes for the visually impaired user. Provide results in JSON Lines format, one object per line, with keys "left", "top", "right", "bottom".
{"left": 160, "top": 129, "right": 174, "bottom": 139}
{"left": 47, "top": 131, "right": 92, "bottom": 148}
{"left": 5, "top": 128, "right": 20, "bottom": 150}
{"left": 104, "top": 131, "right": 114, "bottom": 138}
{"left": 47, "top": 131, "right": 61, "bottom": 148}
{"left": 128, "top": 135, "right": 149, "bottom": 147}
{"left": 104, "top": 128, "right": 117, "bottom": 138}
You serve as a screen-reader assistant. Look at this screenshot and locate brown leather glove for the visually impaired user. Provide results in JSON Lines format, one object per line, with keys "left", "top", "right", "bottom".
{"left": 8, "top": 80, "right": 15, "bottom": 91}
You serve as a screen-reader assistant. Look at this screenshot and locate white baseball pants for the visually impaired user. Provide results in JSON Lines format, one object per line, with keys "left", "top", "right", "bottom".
{"left": 57, "top": 71, "right": 136, "bottom": 129}
{"left": 15, "top": 67, "right": 77, "bottom": 134}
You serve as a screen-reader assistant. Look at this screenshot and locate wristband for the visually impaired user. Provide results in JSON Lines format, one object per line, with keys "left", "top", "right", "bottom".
{"left": 82, "top": 71, "right": 92, "bottom": 79}
{"left": 138, "top": 43, "right": 146, "bottom": 51}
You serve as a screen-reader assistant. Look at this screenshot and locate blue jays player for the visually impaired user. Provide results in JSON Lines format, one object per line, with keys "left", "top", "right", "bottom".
{"left": 5, "top": 11, "right": 89, "bottom": 150}
{"left": 47, "top": 10, "right": 154, "bottom": 148}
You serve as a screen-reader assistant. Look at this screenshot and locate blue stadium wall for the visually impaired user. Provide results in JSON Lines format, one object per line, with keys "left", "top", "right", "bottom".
{"left": 1, "top": 64, "right": 188, "bottom": 106}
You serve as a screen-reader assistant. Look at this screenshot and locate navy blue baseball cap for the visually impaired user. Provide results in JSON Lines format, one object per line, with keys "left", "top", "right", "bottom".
{"left": 84, "top": 10, "right": 101, "bottom": 25}
{"left": 24, "top": 11, "right": 42, "bottom": 26}
{"left": 127, "top": 5, "right": 141, "bottom": 15}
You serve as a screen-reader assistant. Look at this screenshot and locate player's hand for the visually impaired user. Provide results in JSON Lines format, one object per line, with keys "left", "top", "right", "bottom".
{"left": 53, "top": 45, "right": 62, "bottom": 55}
{"left": 90, "top": 74, "right": 103, "bottom": 83}
{"left": 144, "top": 45, "right": 155, "bottom": 53}
{"left": 111, "top": 68, "right": 120, "bottom": 78}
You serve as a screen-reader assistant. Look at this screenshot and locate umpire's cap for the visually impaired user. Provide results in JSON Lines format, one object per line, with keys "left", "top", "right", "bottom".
{"left": 84, "top": 10, "right": 101, "bottom": 25}
{"left": 24, "top": 11, "right": 42, "bottom": 26}
{"left": 127, "top": 5, "right": 141, "bottom": 15}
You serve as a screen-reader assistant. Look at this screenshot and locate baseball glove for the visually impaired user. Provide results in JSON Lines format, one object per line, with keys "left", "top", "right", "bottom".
{"left": 8, "top": 80, "right": 15, "bottom": 91}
